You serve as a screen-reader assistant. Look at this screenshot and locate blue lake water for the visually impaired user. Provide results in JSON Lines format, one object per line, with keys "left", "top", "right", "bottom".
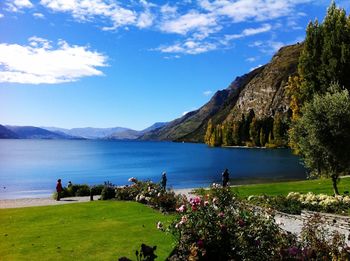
{"left": 0, "top": 140, "right": 306, "bottom": 199}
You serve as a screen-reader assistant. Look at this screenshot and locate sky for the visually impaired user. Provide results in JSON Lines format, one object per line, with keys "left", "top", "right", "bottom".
{"left": 0, "top": 0, "right": 349, "bottom": 130}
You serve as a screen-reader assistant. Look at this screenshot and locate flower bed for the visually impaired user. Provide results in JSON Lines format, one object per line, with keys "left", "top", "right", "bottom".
{"left": 168, "top": 185, "right": 350, "bottom": 260}
{"left": 247, "top": 192, "right": 350, "bottom": 215}
{"left": 114, "top": 177, "right": 184, "bottom": 212}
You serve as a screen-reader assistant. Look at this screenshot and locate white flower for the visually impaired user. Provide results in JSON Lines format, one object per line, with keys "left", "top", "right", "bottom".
{"left": 157, "top": 221, "right": 163, "bottom": 230}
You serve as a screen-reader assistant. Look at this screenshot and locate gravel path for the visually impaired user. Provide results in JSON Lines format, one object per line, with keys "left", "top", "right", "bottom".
{"left": 0, "top": 195, "right": 100, "bottom": 209}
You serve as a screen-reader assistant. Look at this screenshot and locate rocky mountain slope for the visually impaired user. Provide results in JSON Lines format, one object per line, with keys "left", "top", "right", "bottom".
{"left": 140, "top": 43, "right": 302, "bottom": 142}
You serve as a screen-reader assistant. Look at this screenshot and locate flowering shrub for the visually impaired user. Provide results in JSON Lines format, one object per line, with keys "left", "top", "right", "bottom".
{"left": 247, "top": 195, "right": 303, "bottom": 215}
{"left": 247, "top": 192, "right": 350, "bottom": 215}
{"left": 169, "top": 186, "right": 295, "bottom": 260}
{"left": 286, "top": 192, "right": 350, "bottom": 214}
{"left": 168, "top": 186, "right": 350, "bottom": 260}
{"left": 115, "top": 178, "right": 184, "bottom": 212}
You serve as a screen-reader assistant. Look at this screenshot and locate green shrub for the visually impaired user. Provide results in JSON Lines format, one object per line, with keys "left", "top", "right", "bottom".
{"left": 101, "top": 181, "right": 116, "bottom": 200}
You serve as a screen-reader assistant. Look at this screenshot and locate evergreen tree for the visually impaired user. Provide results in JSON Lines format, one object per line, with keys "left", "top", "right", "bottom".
{"left": 319, "top": 2, "right": 350, "bottom": 90}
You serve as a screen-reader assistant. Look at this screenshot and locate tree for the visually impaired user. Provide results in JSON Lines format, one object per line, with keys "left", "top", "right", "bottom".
{"left": 232, "top": 121, "right": 242, "bottom": 146}
{"left": 222, "top": 122, "right": 233, "bottom": 146}
{"left": 289, "top": 85, "right": 350, "bottom": 195}
{"left": 259, "top": 128, "right": 266, "bottom": 147}
{"left": 249, "top": 117, "right": 260, "bottom": 146}
{"left": 205, "top": 119, "right": 213, "bottom": 145}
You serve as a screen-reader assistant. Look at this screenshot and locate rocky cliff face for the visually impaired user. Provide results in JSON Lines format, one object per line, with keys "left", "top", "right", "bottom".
{"left": 226, "top": 44, "right": 302, "bottom": 122}
{"left": 140, "top": 43, "right": 303, "bottom": 142}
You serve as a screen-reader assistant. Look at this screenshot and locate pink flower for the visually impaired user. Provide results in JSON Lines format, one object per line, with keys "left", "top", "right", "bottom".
{"left": 176, "top": 204, "right": 186, "bottom": 212}
{"left": 190, "top": 196, "right": 201, "bottom": 206}
{"left": 204, "top": 201, "right": 209, "bottom": 206}
{"left": 218, "top": 212, "right": 225, "bottom": 218}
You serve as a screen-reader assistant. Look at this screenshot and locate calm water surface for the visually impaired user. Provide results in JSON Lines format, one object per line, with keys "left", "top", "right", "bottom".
{"left": 0, "top": 140, "right": 306, "bottom": 199}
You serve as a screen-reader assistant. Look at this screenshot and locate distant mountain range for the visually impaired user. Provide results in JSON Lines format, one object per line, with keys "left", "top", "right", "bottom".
{"left": 0, "top": 122, "right": 168, "bottom": 140}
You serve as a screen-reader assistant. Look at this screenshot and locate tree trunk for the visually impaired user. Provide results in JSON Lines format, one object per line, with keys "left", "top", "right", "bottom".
{"left": 331, "top": 174, "right": 339, "bottom": 195}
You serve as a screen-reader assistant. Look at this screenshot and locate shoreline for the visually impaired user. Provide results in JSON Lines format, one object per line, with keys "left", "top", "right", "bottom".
{"left": 0, "top": 188, "right": 196, "bottom": 209}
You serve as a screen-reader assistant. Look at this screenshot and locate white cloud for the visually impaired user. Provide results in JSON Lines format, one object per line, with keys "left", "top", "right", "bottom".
{"left": 33, "top": 12, "right": 45, "bottom": 19}
{"left": 225, "top": 24, "right": 271, "bottom": 40}
{"left": 198, "top": 0, "right": 311, "bottom": 22}
{"left": 182, "top": 111, "right": 190, "bottom": 116}
{"left": 137, "top": 10, "right": 154, "bottom": 28}
{"left": 250, "top": 40, "right": 285, "bottom": 54}
{"left": 40, "top": 0, "right": 138, "bottom": 29}
{"left": 246, "top": 57, "right": 257, "bottom": 62}
{"left": 0, "top": 14, "right": 4, "bottom": 18}
{"left": 203, "top": 90, "right": 213, "bottom": 96}
{"left": 0, "top": 37, "right": 108, "bottom": 84}
{"left": 160, "top": 11, "right": 219, "bottom": 37}
{"left": 6, "top": 0, "right": 33, "bottom": 12}
{"left": 157, "top": 39, "right": 217, "bottom": 55}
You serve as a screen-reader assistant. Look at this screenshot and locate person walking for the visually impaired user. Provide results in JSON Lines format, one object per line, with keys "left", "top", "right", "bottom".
{"left": 56, "top": 179, "right": 63, "bottom": 201}
{"left": 161, "top": 172, "right": 167, "bottom": 191}
{"left": 222, "top": 169, "right": 230, "bottom": 187}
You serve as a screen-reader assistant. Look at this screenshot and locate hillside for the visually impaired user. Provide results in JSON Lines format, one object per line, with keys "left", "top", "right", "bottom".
{"left": 140, "top": 43, "right": 302, "bottom": 142}
{"left": 0, "top": 125, "right": 19, "bottom": 139}
{"left": 5, "top": 126, "right": 78, "bottom": 139}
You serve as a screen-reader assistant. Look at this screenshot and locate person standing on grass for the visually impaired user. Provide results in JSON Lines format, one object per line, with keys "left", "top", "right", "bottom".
{"left": 222, "top": 169, "right": 230, "bottom": 187}
{"left": 56, "top": 179, "right": 63, "bottom": 201}
{"left": 161, "top": 172, "right": 167, "bottom": 191}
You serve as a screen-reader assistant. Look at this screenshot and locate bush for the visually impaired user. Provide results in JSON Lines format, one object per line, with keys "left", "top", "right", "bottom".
{"left": 115, "top": 178, "right": 183, "bottom": 212}
{"left": 168, "top": 186, "right": 350, "bottom": 260}
{"left": 247, "top": 195, "right": 303, "bottom": 215}
{"left": 101, "top": 181, "right": 116, "bottom": 200}
{"left": 169, "top": 186, "right": 294, "bottom": 260}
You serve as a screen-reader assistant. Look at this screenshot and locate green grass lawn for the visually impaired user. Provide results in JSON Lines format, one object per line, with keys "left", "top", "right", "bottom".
{"left": 0, "top": 201, "right": 174, "bottom": 261}
{"left": 231, "top": 177, "right": 350, "bottom": 198}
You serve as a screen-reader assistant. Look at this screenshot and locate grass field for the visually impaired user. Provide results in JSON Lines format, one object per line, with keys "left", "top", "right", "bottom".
{"left": 231, "top": 177, "right": 350, "bottom": 198}
{"left": 0, "top": 201, "right": 174, "bottom": 261}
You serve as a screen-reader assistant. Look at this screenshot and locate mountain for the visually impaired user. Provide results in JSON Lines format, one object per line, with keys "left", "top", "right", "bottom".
{"left": 140, "top": 43, "right": 303, "bottom": 142}
{"left": 5, "top": 126, "right": 79, "bottom": 139}
{"left": 43, "top": 127, "right": 132, "bottom": 139}
{"left": 107, "top": 122, "right": 168, "bottom": 140}
{"left": 140, "top": 122, "right": 168, "bottom": 134}
{"left": 0, "top": 125, "right": 19, "bottom": 139}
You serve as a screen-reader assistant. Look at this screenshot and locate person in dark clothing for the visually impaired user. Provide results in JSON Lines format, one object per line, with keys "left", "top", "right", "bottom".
{"left": 222, "top": 169, "right": 230, "bottom": 187}
{"left": 56, "top": 179, "right": 63, "bottom": 201}
{"left": 161, "top": 172, "right": 167, "bottom": 190}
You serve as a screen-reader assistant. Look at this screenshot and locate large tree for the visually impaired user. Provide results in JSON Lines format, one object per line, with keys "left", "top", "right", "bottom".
{"left": 289, "top": 85, "right": 350, "bottom": 195}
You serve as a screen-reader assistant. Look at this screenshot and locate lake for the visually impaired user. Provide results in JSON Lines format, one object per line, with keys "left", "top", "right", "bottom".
{"left": 0, "top": 140, "right": 306, "bottom": 199}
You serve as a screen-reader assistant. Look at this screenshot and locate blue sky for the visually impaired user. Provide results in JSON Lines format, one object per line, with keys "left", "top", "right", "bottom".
{"left": 0, "top": 0, "right": 348, "bottom": 130}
